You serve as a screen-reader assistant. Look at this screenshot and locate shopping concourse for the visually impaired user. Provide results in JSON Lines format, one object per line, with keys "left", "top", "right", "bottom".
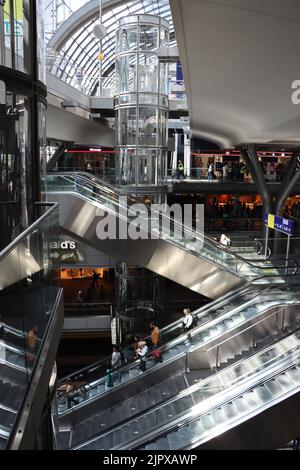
{"left": 1, "top": 0, "right": 300, "bottom": 451}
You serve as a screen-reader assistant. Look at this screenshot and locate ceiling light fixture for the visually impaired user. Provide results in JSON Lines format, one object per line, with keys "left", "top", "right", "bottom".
{"left": 93, "top": 0, "right": 107, "bottom": 40}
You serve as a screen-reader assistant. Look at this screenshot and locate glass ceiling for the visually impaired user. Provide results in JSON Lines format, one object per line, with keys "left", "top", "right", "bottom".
{"left": 46, "top": 0, "right": 176, "bottom": 96}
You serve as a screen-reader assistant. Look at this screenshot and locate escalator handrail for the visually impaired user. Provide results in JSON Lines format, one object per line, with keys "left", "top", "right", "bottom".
{"left": 47, "top": 173, "right": 298, "bottom": 272}
{"left": 47, "top": 171, "right": 139, "bottom": 204}
{"left": 58, "top": 274, "right": 300, "bottom": 387}
{"left": 72, "top": 323, "right": 300, "bottom": 450}
{"left": 58, "top": 286, "right": 298, "bottom": 409}
{"left": 58, "top": 280, "right": 268, "bottom": 384}
{"left": 0, "top": 202, "right": 58, "bottom": 262}
{"left": 120, "top": 335, "right": 300, "bottom": 450}
{"left": 6, "top": 288, "right": 63, "bottom": 450}
{"left": 134, "top": 356, "right": 300, "bottom": 450}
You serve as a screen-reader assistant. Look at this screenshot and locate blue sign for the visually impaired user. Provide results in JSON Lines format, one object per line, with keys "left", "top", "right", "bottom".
{"left": 176, "top": 62, "right": 183, "bottom": 81}
{"left": 275, "top": 215, "right": 294, "bottom": 235}
{"left": 265, "top": 212, "right": 294, "bottom": 235}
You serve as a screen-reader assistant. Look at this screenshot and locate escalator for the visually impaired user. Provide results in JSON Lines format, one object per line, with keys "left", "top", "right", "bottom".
{"left": 120, "top": 331, "right": 300, "bottom": 450}
{"left": 46, "top": 172, "right": 300, "bottom": 449}
{"left": 0, "top": 203, "right": 64, "bottom": 449}
{"left": 58, "top": 296, "right": 300, "bottom": 450}
{"left": 56, "top": 278, "right": 300, "bottom": 449}
{"left": 46, "top": 173, "right": 297, "bottom": 299}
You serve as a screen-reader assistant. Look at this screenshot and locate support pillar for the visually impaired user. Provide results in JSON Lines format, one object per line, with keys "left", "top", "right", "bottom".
{"left": 274, "top": 152, "right": 300, "bottom": 254}
{"left": 241, "top": 146, "right": 272, "bottom": 239}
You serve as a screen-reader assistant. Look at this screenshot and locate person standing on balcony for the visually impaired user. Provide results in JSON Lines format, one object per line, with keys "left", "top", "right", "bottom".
{"left": 86, "top": 162, "right": 93, "bottom": 174}
{"left": 177, "top": 160, "right": 184, "bottom": 179}
{"left": 92, "top": 270, "right": 100, "bottom": 288}
{"left": 207, "top": 162, "right": 213, "bottom": 181}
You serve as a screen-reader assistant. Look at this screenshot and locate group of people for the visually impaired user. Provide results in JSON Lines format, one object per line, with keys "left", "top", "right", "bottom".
{"left": 107, "top": 310, "right": 198, "bottom": 385}
{"left": 105, "top": 320, "right": 162, "bottom": 389}
{"left": 205, "top": 161, "right": 249, "bottom": 181}
{"left": 205, "top": 200, "right": 262, "bottom": 219}
{"left": 58, "top": 307, "right": 202, "bottom": 406}
{"left": 174, "top": 160, "right": 250, "bottom": 182}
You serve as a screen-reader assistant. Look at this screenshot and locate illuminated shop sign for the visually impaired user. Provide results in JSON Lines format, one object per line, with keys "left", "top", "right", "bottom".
{"left": 50, "top": 241, "right": 78, "bottom": 263}
{"left": 50, "top": 241, "right": 77, "bottom": 250}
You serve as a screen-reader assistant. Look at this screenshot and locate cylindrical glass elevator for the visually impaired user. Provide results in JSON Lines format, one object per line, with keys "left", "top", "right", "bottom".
{"left": 114, "top": 15, "right": 169, "bottom": 201}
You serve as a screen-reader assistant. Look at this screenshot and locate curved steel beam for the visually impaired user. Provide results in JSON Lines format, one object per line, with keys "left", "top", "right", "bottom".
{"left": 48, "top": 0, "right": 128, "bottom": 51}
{"left": 274, "top": 151, "right": 300, "bottom": 213}
{"left": 247, "top": 144, "right": 272, "bottom": 214}
{"left": 273, "top": 156, "right": 300, "bottom": 254}
{"left": 240, "top": 149, "right": 257, "bottom": 187}
{"left": 275, "top": 170, "right": 300, "bottom": 216}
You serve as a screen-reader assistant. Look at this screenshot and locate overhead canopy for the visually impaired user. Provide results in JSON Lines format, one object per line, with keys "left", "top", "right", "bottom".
{"left": 170, "top": 0, "right": 300, "bottom": 148}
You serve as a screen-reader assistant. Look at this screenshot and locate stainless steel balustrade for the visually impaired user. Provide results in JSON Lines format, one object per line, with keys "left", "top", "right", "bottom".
{"left": 57, "top": 285, "right": 300, "bottom": 426}
{"left": 57, "top": 280, "right": 260, "bottom": 384}
{"left": 138, "top": 337, "right": 300, "bottom": 450}
{"left": 0, "top": 203, "right": 64, "bottom": 449}
{"left": 57, "top": 283, "right": 272, "bottom": 413}
{"left": 46, "top": 173, "right": 298, "bottom": 299}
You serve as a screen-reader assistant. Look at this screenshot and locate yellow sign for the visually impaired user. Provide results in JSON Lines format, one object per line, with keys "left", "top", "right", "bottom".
{"left": 267, "top": 213, "right": 275, "bottom": 229}
{"left": 96, "top": 52, "right": 105, "bottom": 61}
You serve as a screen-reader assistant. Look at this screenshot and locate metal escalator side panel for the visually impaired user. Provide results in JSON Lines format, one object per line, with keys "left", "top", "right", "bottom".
{"left": 47, "top": 191, "right": 244, "bottom": 298}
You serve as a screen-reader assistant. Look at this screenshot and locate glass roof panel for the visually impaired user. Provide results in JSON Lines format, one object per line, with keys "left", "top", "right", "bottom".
{"left": 46, "top": 0, "right": 176, "bottom": 96}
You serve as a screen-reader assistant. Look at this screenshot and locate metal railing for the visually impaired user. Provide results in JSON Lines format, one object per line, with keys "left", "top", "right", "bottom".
{"left": 71, "top": 307, "right": 300, "bottom": 450}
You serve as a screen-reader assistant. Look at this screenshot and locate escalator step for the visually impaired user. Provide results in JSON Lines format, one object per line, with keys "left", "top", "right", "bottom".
{"left": 167, "top": 431, "right": 181, "bottom": 449}
{"left": 200, "top": 414, "right": 215, "bottom": 430}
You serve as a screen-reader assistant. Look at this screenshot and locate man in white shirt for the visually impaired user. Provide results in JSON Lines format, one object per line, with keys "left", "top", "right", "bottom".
{"left": 220, "top": 233, "right": 231, "bottom": 260}
{"left": 183, "top": 308, "right": 193, "bottom": 331}
{"left": 220, "top": 233, "right": 230, "bottom": 246}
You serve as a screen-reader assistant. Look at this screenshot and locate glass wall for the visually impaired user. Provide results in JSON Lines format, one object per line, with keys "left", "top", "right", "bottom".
{"left": 0, "top": 86, "right": 33, "bottom": 249}
{"left": 0, "top": 0, "right": 47, "bottom": 250}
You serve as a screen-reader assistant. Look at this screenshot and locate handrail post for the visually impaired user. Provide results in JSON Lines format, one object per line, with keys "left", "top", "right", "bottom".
{"left": 281, "top": 307, "right": 286, "bottom": 332}
{"left": 264, "top": 226, "right": 269, "bottom": 260}
{"left": 216, "top": 345, "right": 219, "bottom": 368}
{"left": 252, "top": 332, "right": 257, "bottom": 349}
